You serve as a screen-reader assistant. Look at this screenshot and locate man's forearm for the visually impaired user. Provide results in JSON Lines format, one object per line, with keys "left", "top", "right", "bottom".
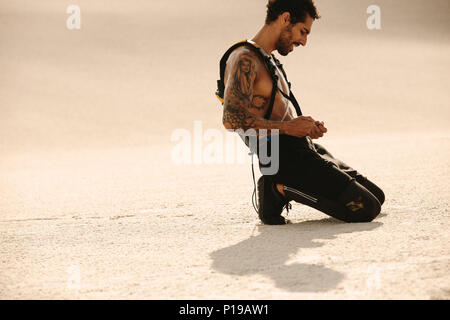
{"left": 223, "top": 103, "right": 288, "bottom": 135}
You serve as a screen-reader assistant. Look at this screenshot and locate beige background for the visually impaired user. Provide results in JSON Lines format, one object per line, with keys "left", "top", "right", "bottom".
{"left": 1, "top": 0, "right": 449, "bottom": 299}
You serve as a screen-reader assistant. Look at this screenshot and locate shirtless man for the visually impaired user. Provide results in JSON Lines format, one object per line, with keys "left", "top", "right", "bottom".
{"left": 220, "top": 0, "right": 385, "bottom": 224}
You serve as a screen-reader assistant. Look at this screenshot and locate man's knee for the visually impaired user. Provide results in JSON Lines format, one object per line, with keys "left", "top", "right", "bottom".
{"left": 375, "top": 188, "right": 385, "bottom": 206}
{"left": 349, "top": 196, "right": 381, "bottom": 222}
{"left": 338, "top": 180, "right": 381, "bottom": 223}
{"left": 356, "top": 176, "right": 385, "bottom": 206}
{"left": 371, "top": 184, "right": 385, "bottom": 206}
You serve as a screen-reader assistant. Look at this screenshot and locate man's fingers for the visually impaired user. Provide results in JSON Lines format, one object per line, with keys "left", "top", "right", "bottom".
{"left": 308, "top": 122, "right": 327, "bottom": 139}
{"left": 315, "top": 121, "right": 327, "bottom": 133}
{"left": 309, "top": 126, "right": 322, "bottom": 138}
{"left": 316, "top": 129, "right": 324, "bottom": 138}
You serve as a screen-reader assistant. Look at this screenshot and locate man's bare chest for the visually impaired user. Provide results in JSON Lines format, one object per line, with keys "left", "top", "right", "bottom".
{"left": 253, "top": 62, "right": 297, "bottom": 121}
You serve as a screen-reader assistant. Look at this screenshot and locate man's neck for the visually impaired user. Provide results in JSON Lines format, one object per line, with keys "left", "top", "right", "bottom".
{"left": 250, "top": 24, "right": 279, "bottom": 55}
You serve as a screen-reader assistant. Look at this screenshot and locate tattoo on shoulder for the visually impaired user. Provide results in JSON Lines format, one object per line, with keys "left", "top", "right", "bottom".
{"left": 231, "top": 53, "right": 257, "bottom": 100}
{"left": 223, "top": 51, "right": 267, "bottom": 131}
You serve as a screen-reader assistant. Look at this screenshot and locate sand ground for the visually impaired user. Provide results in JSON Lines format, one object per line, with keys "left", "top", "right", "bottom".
{"left": 1, "top": 0, "right": 449, "bottom": 299}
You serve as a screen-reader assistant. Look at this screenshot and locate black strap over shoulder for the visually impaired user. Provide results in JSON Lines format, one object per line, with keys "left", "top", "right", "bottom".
{"left": 271, "top": 55, "right": 303, "bottom": 117}
{"left": 216, "top": 40, "right": 279, "bottom": 120}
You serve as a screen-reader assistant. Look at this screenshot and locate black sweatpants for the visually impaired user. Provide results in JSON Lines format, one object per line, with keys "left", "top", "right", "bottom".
{"left": 259, "top": 135, "right": 385, "bottom": 223}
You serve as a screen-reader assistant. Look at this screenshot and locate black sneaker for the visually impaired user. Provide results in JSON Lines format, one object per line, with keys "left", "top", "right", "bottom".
{"left": 257, "top": 176, "right": 291, "bottom": 225}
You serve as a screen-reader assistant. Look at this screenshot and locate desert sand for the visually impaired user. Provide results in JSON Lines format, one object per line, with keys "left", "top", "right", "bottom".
{"left": 0, "top": 0, "right": 449, "bottom": 299}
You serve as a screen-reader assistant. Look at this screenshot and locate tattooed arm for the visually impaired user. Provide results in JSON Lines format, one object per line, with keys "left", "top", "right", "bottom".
{"left": 222, "top": 48, "right": 318, "bottom": 138}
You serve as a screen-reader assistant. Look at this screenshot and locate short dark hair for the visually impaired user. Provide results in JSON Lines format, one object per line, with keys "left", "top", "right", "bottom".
{"left": 265, "top": 0, "right": 320, "bottom": 25}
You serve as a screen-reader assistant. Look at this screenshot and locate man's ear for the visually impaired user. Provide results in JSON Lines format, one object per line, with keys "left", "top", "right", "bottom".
{"left": 280, "top": 12, "right": 291, "bottom": 26}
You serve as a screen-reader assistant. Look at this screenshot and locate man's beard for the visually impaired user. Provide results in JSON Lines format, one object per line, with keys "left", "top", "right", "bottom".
{"left": 276, "top": 24, "right": 293, "bottom": 56}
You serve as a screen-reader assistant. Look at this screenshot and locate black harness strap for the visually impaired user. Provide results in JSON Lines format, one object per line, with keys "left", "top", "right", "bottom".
{"left": 263, "top": 54, "right": 279, "bottom": 120}
{"left": 289, "top": 91, "right": 303, "bottom": 116}
{"left": 271, "top": 54, "right": 303, "bottom": 117}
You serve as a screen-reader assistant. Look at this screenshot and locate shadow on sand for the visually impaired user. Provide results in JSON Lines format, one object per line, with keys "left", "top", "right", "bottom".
{"left": 210, "top": 218, "right": 383, "bottom": 293}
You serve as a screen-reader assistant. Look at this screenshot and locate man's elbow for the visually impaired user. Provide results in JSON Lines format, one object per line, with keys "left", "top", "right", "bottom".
{"left": 222, "top": 113, "right": 234, "bottom": 131}
{"left": 223, "top": 120, "right": 233, "bottom": 131}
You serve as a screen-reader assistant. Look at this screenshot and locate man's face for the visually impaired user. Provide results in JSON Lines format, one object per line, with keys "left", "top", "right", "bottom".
{"left": 276, "top": 14, "right": 314, "bottom": 56}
